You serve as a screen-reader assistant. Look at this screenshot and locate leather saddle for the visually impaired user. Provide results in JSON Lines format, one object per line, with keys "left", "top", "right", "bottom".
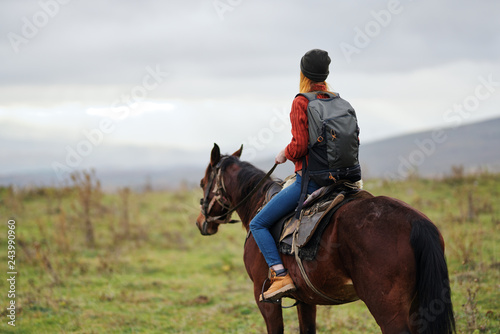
{"left": 261, "top": 178, "right": 373, "bottom": 261}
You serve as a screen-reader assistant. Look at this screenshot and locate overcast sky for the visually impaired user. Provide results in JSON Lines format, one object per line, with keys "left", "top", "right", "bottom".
{"left": 1, "top": 0, "right": 499, "bottom": 174}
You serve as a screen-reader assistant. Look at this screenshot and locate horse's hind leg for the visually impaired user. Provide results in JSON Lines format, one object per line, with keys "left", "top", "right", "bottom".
{"left": 297, "top": 302, "right": 316, "bottom": 334}
{"left": 254, "top": 285, "right": 284, "bottom": 334}
{"left": 372, "top": 302, "right": 412, "bottom": 334}
{"left": 355, "top": 283, "right": 412, "bottom": 333}
{"left": 347, "top": 241, "right": 416, "bottom": 333}
{"left": 354, "top": 271, "right": 415, "bottom": 333}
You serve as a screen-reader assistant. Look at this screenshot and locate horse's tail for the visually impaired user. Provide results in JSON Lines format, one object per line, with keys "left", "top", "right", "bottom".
{"left": 409, "top": 219, "right": 456, "bottom": 334}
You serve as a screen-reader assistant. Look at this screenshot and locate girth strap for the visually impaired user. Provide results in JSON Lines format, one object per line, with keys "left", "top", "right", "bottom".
{"left": 292, "top": 228, "right": 345, "bottom": 304}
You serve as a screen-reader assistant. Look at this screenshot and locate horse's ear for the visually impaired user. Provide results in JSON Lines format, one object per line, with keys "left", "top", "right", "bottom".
{"left": 210, "top": 143, "right": 221, "bottom": 166}
{"left": 232, "top": 144, "right": 243, "bottom": 158}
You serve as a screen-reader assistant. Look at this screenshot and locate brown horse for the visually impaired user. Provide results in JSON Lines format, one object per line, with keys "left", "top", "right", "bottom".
{"left": 195, "top": 144, "right": 455, "bottom": 334}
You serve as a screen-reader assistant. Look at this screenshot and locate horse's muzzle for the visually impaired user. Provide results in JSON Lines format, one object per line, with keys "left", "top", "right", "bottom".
{"left": 200, "top": 220, "right": 210, "bottom": 236}
{"left": 196, "top": 218, "right": 217, "bottom": 236}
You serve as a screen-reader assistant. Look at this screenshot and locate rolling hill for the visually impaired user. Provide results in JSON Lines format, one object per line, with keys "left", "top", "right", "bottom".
{"left": 359, "top": 116, "right": 500, "bottom": 179}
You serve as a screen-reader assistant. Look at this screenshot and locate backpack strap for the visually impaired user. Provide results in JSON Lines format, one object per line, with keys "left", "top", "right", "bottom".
{"left": 295, "top": 91, "right": 338, "bottom": 101}
{"left": 294, "top": 156, "right": 310, "bottom": 220}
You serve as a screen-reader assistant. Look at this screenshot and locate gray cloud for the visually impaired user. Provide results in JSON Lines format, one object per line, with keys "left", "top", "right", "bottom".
{"left": 1, "top": 0, "right": 500, "bottom": 183}
{"left": 1, "top": 1, "right": 499, "bottom": 139}
{"left": 2, "top": 0, "right": 498, "bottom": 89}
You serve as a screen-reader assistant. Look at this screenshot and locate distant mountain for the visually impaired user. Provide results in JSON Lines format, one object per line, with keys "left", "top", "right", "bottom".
{"left": 359, "top": 117, "right": 500, "bottom": 179}
{"left": 1, "top": 117, "right": 499, "bottom": 190}
{"left": 246, "top": 117, "right": 500, "bottom": 182}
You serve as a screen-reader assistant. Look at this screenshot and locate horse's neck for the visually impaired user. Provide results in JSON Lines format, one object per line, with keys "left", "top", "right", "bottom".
{"left": 226, "top": 174, "right": 271, "bottom": 231}
{"left": 235, "top": 189, "right": 264, "bottom": 232}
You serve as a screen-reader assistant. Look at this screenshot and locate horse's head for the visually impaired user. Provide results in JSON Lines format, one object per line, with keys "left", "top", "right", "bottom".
{"left": 195, "top": 143, "right": 243, "bottom": 235}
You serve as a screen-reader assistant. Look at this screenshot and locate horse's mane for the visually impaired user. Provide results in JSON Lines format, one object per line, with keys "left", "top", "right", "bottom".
{"left": 220, "top": 155, "right": 276, "bottom": 192}
{"left": 219, "top": 156, "right": 277, "bottom": 222}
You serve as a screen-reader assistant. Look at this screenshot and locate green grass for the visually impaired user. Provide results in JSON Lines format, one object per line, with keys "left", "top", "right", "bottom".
{"left": 0, "top": 171, "right": 499, "bottom": 333}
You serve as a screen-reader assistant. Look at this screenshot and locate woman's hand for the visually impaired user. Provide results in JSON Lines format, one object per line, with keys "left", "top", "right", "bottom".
{"left": 275, "top": 149, "right": 287, "bottom": 164}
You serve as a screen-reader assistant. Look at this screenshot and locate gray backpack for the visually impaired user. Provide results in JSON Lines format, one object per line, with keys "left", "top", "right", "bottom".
{"left": 297, "top": 91, "right": 361, "bottom": 186}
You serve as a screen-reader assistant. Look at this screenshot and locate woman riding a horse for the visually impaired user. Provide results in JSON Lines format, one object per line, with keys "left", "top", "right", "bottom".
{"left": 196, "top": 49, "right": 455, "bottom": 334}
{"left": 250, "top": 49, "right": 361, "bottom": 302}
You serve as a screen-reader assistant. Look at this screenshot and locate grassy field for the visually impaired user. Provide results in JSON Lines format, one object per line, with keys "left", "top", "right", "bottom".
{"left": 0, "top": 169, "right": 499, "bottom": 333}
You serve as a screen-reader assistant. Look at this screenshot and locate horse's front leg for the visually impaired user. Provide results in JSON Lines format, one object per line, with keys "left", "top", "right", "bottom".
{"left": 253, "top": 283, "right": 284, "bottom": 334}
{"left": 297, "top": 302, "right": 316, "bottom": 334}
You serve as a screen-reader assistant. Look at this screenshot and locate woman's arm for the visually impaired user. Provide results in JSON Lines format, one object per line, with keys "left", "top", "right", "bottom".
{"left": 284, "top": 95, "right": 309, "bottom": 162}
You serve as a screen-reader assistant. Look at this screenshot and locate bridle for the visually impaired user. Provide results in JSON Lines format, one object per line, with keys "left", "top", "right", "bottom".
{"left": 199, "top": 157, "right": 277, "bottom": 235}
{"left": 200, "top": 158, "right": 238, "bottom": 234}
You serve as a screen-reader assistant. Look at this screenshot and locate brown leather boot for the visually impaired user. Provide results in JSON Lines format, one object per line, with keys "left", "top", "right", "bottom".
{"left": 259, "top": 269, "right": 296, "bottom": 302}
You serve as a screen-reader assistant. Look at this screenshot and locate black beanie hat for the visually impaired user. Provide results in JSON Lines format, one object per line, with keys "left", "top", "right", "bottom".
{"left": 300, "top": 49, "right": 330, "bottom": 82}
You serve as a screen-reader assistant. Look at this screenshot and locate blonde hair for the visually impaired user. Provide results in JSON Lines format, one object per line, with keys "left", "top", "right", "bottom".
{"left": 299, "top": 72, "right": 332, "bottom": 93}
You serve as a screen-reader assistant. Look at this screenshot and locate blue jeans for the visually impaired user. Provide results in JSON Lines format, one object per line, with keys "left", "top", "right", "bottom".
{"left": 249, "top": 173, "right": 321, "bottom": 267}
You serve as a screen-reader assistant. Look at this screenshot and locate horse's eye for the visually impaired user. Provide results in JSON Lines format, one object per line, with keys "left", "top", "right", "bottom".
{"left": 200, "top": 179, "right": 204, "bottom": 188}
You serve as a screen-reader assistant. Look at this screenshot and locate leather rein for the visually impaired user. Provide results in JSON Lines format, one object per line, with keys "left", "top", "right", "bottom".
{"left": 200, "top": 158, "right": 277, "bottom": 235}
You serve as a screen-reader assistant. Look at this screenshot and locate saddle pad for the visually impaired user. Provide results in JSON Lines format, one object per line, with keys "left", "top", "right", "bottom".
{"left": 251, "top": 181, "right": 374, "bottom": 261}
{"left": 279, "top": 195, "right": 350, "bottom": 260}
{"left": 279, "top": 189, "right": 374, "bottom": 260}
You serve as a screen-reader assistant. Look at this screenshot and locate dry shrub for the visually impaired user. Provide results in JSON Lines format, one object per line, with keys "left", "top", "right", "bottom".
{"left": 448, "top": 228, "right": 479, "bottom": 268}
{"left": 70, "top": 169, "right": 103, "bottom": 248}
{"left": 118, "top": 187, "right": 131, "bottom": 238}
{"left": 54, "top": 209, "right": 70, "bottom": 253}
{"left": 33, "top": 241, "right": 61, "bottom": 285}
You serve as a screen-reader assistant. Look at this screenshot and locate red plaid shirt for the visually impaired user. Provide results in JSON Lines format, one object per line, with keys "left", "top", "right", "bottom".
{"left": 285, "top": 84, "right": 328, "bottom": 172}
